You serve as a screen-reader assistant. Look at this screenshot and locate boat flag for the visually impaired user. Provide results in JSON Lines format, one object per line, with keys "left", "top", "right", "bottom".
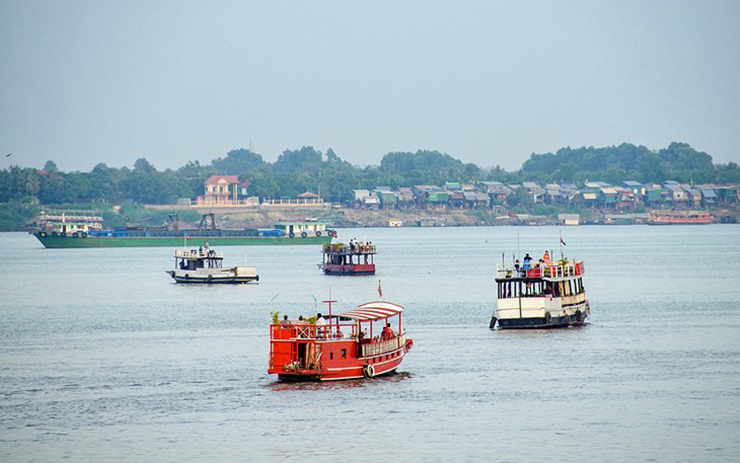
{"left": 560, "top": 236, "right": 566, "bottom": 246}
{"left": 377, "top": 279, "right": 383, "bottom": 298}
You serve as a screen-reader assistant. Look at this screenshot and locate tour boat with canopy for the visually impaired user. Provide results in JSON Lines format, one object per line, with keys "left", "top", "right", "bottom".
{"left": 166, "top": 247, "right": 258, "bottom": 284}
{"left": 491, "top": 252, "right": 590, "bottom": 329}
{"left": 319, "top": 241, "right": 376, "bottom": 275}
{"left": 268, "top": 301, "right": 413, "bottom": 381}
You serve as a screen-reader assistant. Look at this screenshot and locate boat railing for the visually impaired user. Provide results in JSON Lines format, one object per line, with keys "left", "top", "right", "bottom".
{"left": 322, "top": 244, "right": 376, "bottom": 255}
{"left": 270, "top": 322, "right": 357, "bottom": 341}
{"left": 360, "top": 334, "right": 406, "bottom": 357}
{"left": 175, "top": 249, "right": 224, "bottom": 259}
{"left": 496, "top": 261, "right": 584, "bottom": 279}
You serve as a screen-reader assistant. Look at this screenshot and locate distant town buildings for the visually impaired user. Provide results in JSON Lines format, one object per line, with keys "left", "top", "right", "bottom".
{"left": 193, "top": 174, "right": 738, "bottom": 215}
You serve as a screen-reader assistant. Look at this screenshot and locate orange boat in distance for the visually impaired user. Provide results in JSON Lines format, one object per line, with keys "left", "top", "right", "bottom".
{"left": 268, "top": 301, "right": 413, "bottom": 381}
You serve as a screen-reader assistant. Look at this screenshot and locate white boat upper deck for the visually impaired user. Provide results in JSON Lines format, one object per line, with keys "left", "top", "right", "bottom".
{"left": 495, "top": 260, "right": 585, "bottom": 281}
{"left": 174, "top": 249, "right": 224, "bottom": 259}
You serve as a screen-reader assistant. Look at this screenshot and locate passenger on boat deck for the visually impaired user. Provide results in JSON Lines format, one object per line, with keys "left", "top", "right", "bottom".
{"left": 280, "top": 315, "right": 291, "bottom": 326}
{"left": 514, "top": 259, "right": 521, "bottom": 275}
{"left": 315, "top": 313, "right": 327, "bottom": 337}
{"left": 296, "top": 316, "right": 308, "bottom": 337}
{"left": 543, "top": 251, "right": 551, "bottom": 264}
{"left": 523, "top": 253, "right": 532, "bottom": 271}
{"left": 381, "top": 323, "right": 395, "bottom": 340}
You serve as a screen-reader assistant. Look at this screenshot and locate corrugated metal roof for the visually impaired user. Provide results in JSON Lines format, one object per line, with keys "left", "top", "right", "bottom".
{"left": 337, "top": 302, "right": 404, "bottom": 321}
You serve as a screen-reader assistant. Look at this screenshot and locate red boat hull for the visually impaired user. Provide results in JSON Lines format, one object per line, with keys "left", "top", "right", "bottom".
{"left": 323, "top": 263, "right": 376, "bottom": 275}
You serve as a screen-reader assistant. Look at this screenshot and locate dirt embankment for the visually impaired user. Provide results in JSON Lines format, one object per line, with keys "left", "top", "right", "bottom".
{"left": 144, "top": 205, "right": 495, "bottom": 228}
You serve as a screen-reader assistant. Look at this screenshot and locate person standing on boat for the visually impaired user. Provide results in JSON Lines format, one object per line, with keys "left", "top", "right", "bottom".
{"left": 280, "top": 315, "right": 291, "bottom": 327}
{"left": 514, "top": 259, "right": 521, "bottom": 276}
{"left": 523, "top": 253, "right": 532, "bottom": 271}
{"left": 543, "top": 250, "right": 551, "bottom": 265}
{"left": 315, "top": 313, "right": 327, "bottom": 339}
{"left": 381, "top": 322, "right": 395, "bottom": 340}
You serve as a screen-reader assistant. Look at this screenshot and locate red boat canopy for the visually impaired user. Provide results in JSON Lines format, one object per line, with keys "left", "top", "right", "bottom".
{"left": 336, "top": 301, "right": 405, "bottom": 321}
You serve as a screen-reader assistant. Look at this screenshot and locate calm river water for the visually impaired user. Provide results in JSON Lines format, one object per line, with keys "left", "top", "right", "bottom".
{"left": 1, "top": 226, "right": 739, "bottom": 462}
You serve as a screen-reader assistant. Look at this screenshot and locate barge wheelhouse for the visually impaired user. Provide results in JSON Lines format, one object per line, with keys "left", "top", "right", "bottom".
{"left": 268, "top": 301, "right": 413, "bottom": 381}
{"left": 320, "top": 242, "right": 376, "bottom": 275}
{"left": 492, "top": 259, "right": 590, "bottom": 329}
{"left": 166, "top": 249, "right": 258, "bottom": 284}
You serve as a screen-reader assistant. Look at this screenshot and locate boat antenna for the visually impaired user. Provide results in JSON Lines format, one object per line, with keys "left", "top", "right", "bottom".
{"left": 322, "top": 288, "right": 336, "bottom": 328}
{"left": 311, "top": 294, "right": 318, "bottom": 311}
{"left": 517, "top": 231, "right": 520, "bottom": 261}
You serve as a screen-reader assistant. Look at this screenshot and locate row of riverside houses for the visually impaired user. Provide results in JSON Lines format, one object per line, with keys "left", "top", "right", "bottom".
{"left": 352, "top": 181, "right": 740, "bottom": 212}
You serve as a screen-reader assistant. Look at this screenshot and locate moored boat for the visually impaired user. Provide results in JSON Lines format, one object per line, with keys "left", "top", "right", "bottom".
{"left": 319, "top": 241, "right": 376, "bottom": 275}
{"left": 491, "top": 255, "right": 590, "bottom": 329}
{"left": 166, "top": 248, "right": 258, "bottom": 284}
{"left": 647, "top": 210, "right": 712, "bottom": 225}
{"left": 268, "top": 301, "right": 413, "bottom": 381}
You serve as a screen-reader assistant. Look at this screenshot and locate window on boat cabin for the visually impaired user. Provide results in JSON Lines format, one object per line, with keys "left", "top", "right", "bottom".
{"left": 341, "top": 348, "right": 346, "bottom": 358}
{"left": 330, "top": 352, "right": 334, "bottom": 360}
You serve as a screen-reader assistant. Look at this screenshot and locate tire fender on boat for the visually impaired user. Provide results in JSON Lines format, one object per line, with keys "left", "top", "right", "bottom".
{"left": 545, "top": 311, "right": 552, "bottom": 323}
{"left": 72, "top": 232, "right": 79, "bottom": 238}
{"left": 81, "top": 232, "right": 87, "bottom": 238}
{"left": 301, "top": 232, "right": 308, "bottom": 238}
{"left": 404, "top": 339, "right": 414, "bottom": 353}
{"left": 575, "top": 310, "right": 583, "bottom": 323}
{"left": 316, "top": 231, "right": 322, "bottom": 237}
{"left": 207, "top": 275, "right": 213, "bottom": 283}
{"left": 489, "top": 316, "right": 497, "bottom": 330}
{"left": 363, "top": 364, "right": 375, "bottom": 378}
{"left": 39, "top": 231, "right": 47, "bottom": 238}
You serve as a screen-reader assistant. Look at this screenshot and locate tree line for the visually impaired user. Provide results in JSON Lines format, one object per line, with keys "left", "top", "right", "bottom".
{"left": 1, "top": 142, "right": 739, "bottom": 229}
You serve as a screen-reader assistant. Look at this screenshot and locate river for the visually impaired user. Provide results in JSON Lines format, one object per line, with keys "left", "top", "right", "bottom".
{"left": 1, "top": 225, "right": 739, "bottom": 462}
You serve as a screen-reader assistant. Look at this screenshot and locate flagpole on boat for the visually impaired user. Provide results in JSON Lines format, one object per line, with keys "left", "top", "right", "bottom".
{"left": 559, "top": 229, "right": 563, "bottom": 260}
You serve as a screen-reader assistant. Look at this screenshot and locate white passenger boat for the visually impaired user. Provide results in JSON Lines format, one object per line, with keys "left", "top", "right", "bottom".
{"left": 491, "top": 256, "right": 590, "bottom": 329}
{"left": 167, "top": 249, "right": 258, "bottom": 284}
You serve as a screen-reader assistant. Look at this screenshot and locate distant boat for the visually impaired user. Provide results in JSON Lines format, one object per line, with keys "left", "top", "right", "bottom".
{"left": 166, "top": 248, "right": 258, "bottom": 284}
{"left": 647, "top": 211, "right": 712, "bottom": 225}
{"left": 319, "top": 242, "right": 376, "bottom": 275}
{"left": 491, "top": 257, "right": 590, "bottom": 329}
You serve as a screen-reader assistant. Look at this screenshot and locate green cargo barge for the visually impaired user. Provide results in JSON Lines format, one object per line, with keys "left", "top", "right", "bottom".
{"left": 30, "top": 214, "right": 334, "bottom": 249}
{"left": 33, "top": 233, "right": 331, "bottom": 248}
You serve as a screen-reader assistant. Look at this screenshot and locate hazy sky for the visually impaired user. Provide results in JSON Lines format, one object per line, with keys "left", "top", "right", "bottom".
{"left": 1, "top": 0, "right": 739, "bottom": 172}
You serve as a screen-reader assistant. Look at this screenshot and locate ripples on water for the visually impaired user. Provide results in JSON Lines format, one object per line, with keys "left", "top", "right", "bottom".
{"left": 1, "top": 226, "right": 739, "bottom": 462}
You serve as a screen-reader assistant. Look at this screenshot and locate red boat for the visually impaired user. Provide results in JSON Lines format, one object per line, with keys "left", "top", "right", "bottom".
{"left": 648, "top": 210, "right": 712, "bottom": 225}
{"left": 268, "top": 301, "right": 413, "bottom": 381}
{"left": 320, "top": 242, "right": 376, "bottom": 275}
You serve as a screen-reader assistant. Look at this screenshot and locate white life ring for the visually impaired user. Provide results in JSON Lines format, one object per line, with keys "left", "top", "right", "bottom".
{"left": 363, "top": 364, "right": 375, "bottom": 378}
